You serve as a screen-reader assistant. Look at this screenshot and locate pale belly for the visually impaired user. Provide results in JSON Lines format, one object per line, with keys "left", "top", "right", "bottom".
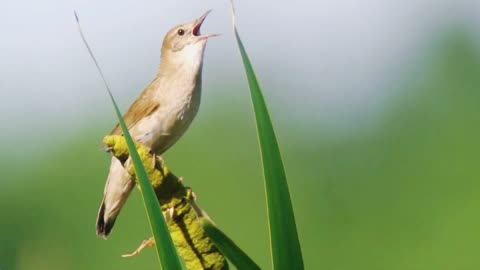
{"left": 129, "top": 98, "right": 200, "bottom": 155}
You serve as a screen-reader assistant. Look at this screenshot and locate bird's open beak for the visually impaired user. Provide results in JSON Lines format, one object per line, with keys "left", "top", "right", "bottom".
{"left": 192, "top": 10, "right": 220, "bottom": 39}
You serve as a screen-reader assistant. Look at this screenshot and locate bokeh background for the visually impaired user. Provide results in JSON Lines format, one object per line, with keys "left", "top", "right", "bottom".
{"left": 1, "top": 0, "right": 480, "bottom": 269}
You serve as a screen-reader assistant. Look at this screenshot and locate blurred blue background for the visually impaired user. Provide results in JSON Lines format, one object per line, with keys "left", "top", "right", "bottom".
{"left": 1, "top": 0, "right": 480, "bottom": 269}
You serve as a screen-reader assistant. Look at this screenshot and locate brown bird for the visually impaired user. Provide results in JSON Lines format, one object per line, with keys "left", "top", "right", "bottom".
{"left": 96, "top": 11, "right": 216, "bottom": 238}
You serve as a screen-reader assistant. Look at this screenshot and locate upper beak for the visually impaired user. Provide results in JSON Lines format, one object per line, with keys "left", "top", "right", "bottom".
{"left": 192, "top": 10, "right": 220, "bottom": 39}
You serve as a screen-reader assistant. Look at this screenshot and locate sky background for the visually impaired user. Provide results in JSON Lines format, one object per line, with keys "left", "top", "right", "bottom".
{"left": 1, "top": 0, "right": 479, "bottom": 139}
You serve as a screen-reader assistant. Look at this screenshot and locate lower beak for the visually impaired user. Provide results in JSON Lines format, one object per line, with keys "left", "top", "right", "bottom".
{"left": 193, "top": 10, "right": 220, "bottom": 39}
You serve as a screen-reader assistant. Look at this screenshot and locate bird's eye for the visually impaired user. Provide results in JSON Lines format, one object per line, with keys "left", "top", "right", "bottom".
{"left": 177, "top": 29, "right": 185, "bottom": 36}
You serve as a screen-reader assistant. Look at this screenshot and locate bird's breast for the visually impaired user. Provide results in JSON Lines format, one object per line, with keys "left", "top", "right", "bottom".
{"left": 131, "top": 84, "right": 201, "bottom": 154}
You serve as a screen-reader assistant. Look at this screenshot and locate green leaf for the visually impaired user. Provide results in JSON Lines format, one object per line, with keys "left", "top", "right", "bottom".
{"left": 200, "top": 217, "right": 261, "bottom": 270}
{"left": 107, "top": 87, "right": 182, "bottom": 270}
{"left": 75, "top": 12, "right": 182, "bottom": 270}
{"left": 230, "top": 4, "right": 305, "bottom": 270}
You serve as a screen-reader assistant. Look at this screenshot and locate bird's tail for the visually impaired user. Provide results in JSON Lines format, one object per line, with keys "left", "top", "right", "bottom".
{"left": 96, "top": 156, "right": 135, "bottom": 238}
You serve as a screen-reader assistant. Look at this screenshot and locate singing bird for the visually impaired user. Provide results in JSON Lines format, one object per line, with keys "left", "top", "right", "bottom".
{"left": 96, "top": 11, "right": 216, "bottom": 238}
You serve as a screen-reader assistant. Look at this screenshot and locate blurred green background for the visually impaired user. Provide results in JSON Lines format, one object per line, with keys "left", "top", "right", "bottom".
{"left": 1, "top": 1, "right": 480, "bottom": 270}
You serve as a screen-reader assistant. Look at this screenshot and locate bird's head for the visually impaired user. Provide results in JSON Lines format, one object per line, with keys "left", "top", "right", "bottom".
{"left": 161, "top": 10, "right": 217, "bottom": 61}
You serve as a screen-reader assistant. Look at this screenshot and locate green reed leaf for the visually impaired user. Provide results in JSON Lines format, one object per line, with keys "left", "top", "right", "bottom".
{"left": 230, "top": 4, "right": 305, "bottom": 270}
{"left": 75, "top": 12, "right": 182, "bottom": 270}
{"left": 200, "top": 217, "right": 261, "bottom": 270}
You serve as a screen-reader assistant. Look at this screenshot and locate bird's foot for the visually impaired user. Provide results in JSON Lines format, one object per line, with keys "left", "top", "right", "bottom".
{"left": 103, "top": 146, "right": 113, "bottom": 153}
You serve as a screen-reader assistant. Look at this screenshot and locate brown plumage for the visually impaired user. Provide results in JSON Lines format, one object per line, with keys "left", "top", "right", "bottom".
{"left": 96, "top": 11, "right": 216, "bottom": 238}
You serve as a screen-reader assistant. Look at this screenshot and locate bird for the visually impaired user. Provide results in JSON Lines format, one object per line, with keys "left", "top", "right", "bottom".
{"left": 96, "top": 10, "right": 216, "bottom": 238}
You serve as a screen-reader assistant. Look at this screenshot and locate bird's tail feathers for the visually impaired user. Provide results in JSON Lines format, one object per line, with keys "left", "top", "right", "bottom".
{"left": 96, "top": 157, "right": 135, "bottom": 238}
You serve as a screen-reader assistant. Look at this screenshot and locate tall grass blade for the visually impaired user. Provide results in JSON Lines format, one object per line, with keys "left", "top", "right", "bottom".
{"left": 75, "top": 11, "right": 182, "bottom": 270}
{"left": 200, "top": 217, "right": 261, "bottom": 270}
{"left": 229, "top": 3, "right": 304, "bottom": 270}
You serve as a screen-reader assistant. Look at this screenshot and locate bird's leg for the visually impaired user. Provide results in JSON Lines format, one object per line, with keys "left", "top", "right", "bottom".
{"left": 151, "top": 152, "right": 156, "bottom": 168}
{"left": 150, "top": 151, "right": 165, "bottom": 169}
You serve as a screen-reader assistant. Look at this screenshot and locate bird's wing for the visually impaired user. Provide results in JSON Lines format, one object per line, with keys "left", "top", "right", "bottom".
{"left": 110, "top": 79, "right": 160, "bottom": 135}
